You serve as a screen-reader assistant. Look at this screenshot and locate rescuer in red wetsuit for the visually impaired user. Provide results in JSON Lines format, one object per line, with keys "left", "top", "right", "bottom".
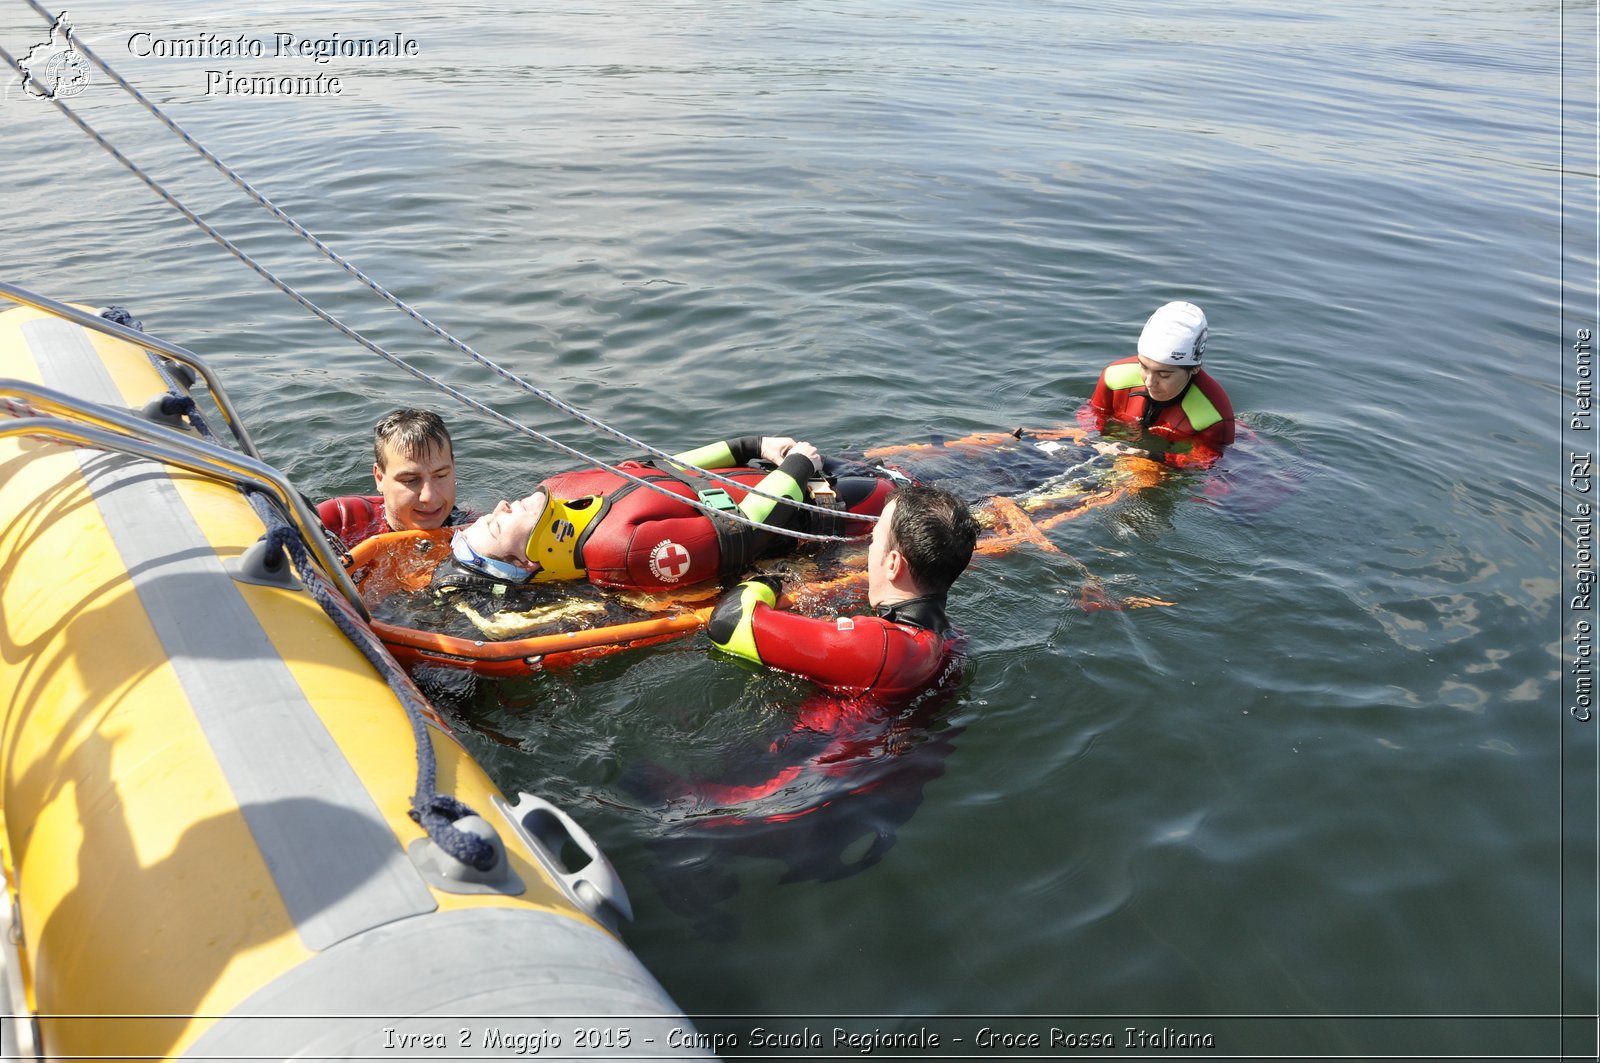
{"left": 1078, "top": 301, "right": 1236, "bottom": 470}
{"left": 625, "top": 484, "right": 978, "bottom": 926}
{"left": 706, "top": 483, "right": 979, "bottom": 699}
{"left": 436, "top": 435, "right": 895, "bottom": 594}
{"left": 317, "top": 408, "right": 472, "bottom": 548}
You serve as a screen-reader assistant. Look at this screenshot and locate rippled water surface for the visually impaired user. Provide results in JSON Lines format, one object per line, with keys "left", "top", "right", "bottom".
{"left": 0, "top": 0, "right": 1587, "bottom": 1056}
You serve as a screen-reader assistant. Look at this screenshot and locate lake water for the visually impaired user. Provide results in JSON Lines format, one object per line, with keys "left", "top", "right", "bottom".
{"left": 1, "top": 1, "right": 1591, "bottom": 1058}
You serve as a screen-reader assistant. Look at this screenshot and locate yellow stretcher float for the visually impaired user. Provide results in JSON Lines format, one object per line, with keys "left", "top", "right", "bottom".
{"left": 0, "top": 289, "right": 707, "bottom": 1061}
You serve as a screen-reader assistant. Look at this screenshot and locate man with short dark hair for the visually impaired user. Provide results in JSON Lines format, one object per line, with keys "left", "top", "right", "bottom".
{"left": 707, "top": 484, "right": 979, "bottom": 699}
{"left": 318, "top": 408, "right": 469, "bottom": 548}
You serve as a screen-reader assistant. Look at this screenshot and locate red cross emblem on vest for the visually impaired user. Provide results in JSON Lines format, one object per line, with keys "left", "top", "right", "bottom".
{"left": 649, "top": 539, "right": 692, "bottom": 583}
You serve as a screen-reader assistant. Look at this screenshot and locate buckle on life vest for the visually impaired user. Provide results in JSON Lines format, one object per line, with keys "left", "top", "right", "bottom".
{"left": 698, "top": 487, "right": 738, "bottom": 513}
{"left": 807, "top": 479, "right": 842, "bottom": 510}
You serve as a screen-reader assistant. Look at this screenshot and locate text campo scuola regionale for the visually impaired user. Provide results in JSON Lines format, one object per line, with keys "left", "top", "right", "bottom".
{"left": 673, "top": 1025, "right": 1215, "bottom": 1053}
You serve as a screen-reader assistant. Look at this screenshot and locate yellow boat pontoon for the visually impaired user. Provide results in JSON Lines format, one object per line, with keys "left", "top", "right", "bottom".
{"left": 0, "top": 285, "right": 708, "bottom": 1061}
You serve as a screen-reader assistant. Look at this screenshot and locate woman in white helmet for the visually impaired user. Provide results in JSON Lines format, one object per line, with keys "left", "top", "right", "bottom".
{"left": 1079, "top": 301, "right": 1236, "bottom": 469}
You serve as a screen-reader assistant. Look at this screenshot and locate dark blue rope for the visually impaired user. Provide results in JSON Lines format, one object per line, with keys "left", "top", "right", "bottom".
{"left": 132, "top": 328, "right": 495, "bottom": 873}
{"left": 99, "top": 305, "right": 144, "bottom": 332}
{"left": 264, "top": 524, "right": 498, "bottom": 872}
{"left": 158, "top": 393, "right": 197, "bottom": 419}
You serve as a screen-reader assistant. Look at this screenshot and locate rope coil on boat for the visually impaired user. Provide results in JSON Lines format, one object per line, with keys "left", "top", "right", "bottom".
{"left": 5, "top": 7, "right": 874, "bottom": 543}
{"left": 97, "top": 304, "right": 143, "bottom": 332}
{"left": 157, "top": 394, "right": 195, "bottom": 418}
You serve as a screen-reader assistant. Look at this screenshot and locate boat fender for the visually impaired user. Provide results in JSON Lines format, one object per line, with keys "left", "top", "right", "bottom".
{"left": 406, "top": 815, "right": 526, "bottom": 896}
{"left": 495, "top": 793, "right": 633, "bottom": 933}
{"left": 226, "top": 530, "right": 304, "bottom": 591}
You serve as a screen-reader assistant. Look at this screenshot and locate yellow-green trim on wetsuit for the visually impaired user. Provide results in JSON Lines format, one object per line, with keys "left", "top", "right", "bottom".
{"left": 1104, "top": 362, "right": 1143, "bottom": 391}
{"left": 707, "top": 579, "right": 778, "bottom": 662}
{"left": 670, "top": 440, "right": 738, "bottom": 469}
{"left": 1180, "top": 387, "right": 1224, "bottom": 432}
{"left": 669, "top": 438, "right": 810, "bottom": 525}
{"left": 737, "top": 459, "right": 808, "bottom": 524}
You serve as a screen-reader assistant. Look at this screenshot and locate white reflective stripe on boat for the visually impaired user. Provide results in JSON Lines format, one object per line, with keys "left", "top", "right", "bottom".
{"left": 22, "top": 316, "right": 436, "bottom": 950}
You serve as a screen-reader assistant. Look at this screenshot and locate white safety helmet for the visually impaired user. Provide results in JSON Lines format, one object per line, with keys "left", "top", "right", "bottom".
{"left": 1137, "top": 301, "right": 1208, "bottom": 366}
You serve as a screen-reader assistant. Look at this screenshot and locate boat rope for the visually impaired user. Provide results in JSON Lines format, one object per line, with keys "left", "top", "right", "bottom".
{"left": 156, "top": 393, "right": 196, "bottom": 419}
{"left": 266, "top": 525, "right": 497, "bottom": 871}
{"left": 6, "top": 11, "right": 873, "bottom": 541}
{"left": 0, "top": 388, "right": 496, "bottom": 868}
{"left": 88, "top": 307, "right": 498, "bottom": 870}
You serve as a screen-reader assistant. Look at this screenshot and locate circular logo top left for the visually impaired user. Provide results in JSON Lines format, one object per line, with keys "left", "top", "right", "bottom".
{"left": 22, "top": 14, "right": 93, "bottom": 99}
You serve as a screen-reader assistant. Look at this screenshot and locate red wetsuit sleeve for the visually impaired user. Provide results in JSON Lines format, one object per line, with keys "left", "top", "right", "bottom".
{"left": 1196, "top": 372, "right": 1236, "bottom": 446}
{"left": 709, "top": 581, "right": 952, "bottom": 697}
{"left": 751, "top": 605, "right": 950, "bottom": 698}
{"left": 1078, "top": 365, "right": 1116, "bottom": 433}
{"left": 747, "top": 604, "right": 893, "bottom": 694}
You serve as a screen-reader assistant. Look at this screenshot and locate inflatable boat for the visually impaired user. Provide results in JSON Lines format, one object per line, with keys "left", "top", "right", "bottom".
{"left": 0, "top": 286, "right": 707, "bottom": 1060}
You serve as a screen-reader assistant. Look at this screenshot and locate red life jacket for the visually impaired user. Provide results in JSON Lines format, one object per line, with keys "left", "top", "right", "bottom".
{"left": 1081, "top": 357, "right": 1235, "bottom": 467}
{"left": 316, "top": 495, "right": 472, "bottom": 548}
{"left": 317, "top": 494, "right": 388, "bottom": 549}
{"left": 542, "top": 462, "right": 892, "bottom": 592}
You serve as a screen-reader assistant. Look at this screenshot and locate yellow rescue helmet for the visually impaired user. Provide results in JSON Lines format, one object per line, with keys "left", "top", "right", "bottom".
{"left": 525, "top": 493, "right": 603, "bottom": 582}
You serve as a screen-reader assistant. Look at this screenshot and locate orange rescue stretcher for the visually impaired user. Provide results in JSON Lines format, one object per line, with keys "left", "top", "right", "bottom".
{"left": 348, "top": 427, "right": 1165, "bottom": 677}
{"left": 349, "top": 530, "right": 720, "bottom": 677}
